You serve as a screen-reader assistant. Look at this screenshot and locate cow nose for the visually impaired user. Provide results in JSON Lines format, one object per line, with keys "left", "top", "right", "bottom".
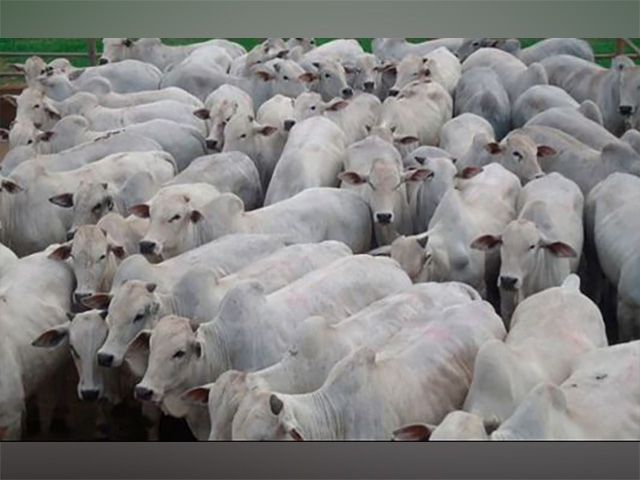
{"left": 80, "top": 389, "right": 100, "bottom": 402}
{"left": 99, "top": 58, "right": 108, "bottom": 65}
{"left": 619, "top": 105, "right": 633, "bottom": 116}
{"left": 97, "top": 352, "right": 114, "bottom": 368}
{"left": 500, "top": 276, "right": 518, "bottom": 291}
{"left": 341, "top": 87, "right": 353, "bottom": 99}
{"left": 74, "top": 291, "right": 91, "bottom": 304}
{"left": 284, "top": 120, "right": 296, "bottom": 131}
{"left": 135, "top": 386, "right": 154, "bottom": 402}
{"left": 376, "top": 212, "right": 393, "bottom": 225}
{"left": 139, "top": 241, "right": 156, "bottom": 255}
{"left": 363, "top": 81, "right": 375, "bottom": 92}
{"left": 205, "top": 139, "right": 218, "bottom": 151}
{"left": 388, "top": 89, "right": 399, "bottom": 97}
{"left": 66, "top": 229, "right": 77, "bottom": 241}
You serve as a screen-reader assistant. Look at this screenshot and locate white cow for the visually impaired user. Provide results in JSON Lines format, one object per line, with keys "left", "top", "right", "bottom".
{"left": 439, "top": 113, "right": 495, "bottom": 160}
{"left": 54, "top": 92, "right": 207, "bottom": 135}
{"left": 58, "top": 59, "right": 162, "bottom": 94}
{"left": 373, "top": 38, "right": 464, "bottom": 63}
{"left": 0, "top": 253, "right": 74, "bottom": 440}
{"left": 338, "top": 135, "right": 429, "bottom": 245}
{"left": 586, "top": 173, "right": 640, "bottom": 341}
{"left": 0, "top": 242, "right": 18, "bottom": 279}
{"left": 184, "top": 282, "right": 481, "bottom": 440}
{"left": 231, "top": 299, "right": 504, "bottom": 440}
{"left": 462, "top": 275, "right": 607, "bottom": 427}
{"left": 456, "top": 38, "right": 594, "bottom": 65}
{"left": 132, "top": 255, "right": 412, "bottom": 438}
{"left": 89, "top": 234, "right": 291, "bottom": 369}
{"left": 388, "top": 48, "right": 461, "bottom": 96}
{"left": 471, "top": 173, "right": 584, "bottom": 321}
{"left": 511, "top": 85, "right": 580, "bottom": 128}
{"left": 264, "top": 116, "right": 347, "bottom": 205}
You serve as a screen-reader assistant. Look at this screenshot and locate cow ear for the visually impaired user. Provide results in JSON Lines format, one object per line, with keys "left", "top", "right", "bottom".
{"left": 146, "top": 283, "right": 157, "bottom": 293}
{"left": 338, "top": 171, "right": 367, "bottom": 186}
{"left": 402, "top": 168, "right": 433, "bottom": 183}
{"left": 1, "top": 179, "right": 25, "bottom": 194}
{"left": 48, "top": 243, "right": 72, "bottom": 261}
{"left": 368, "top": 245, "right": 392, "bottom": 257}
{"left": 37, "top": 131, "right": 55, "bottom": 142}
{"left": 68, "top": 69, "right": 85, "bottom": 81}
{"left": 1, "top": 94, "right": 18, "bottom": 107}
{"left": 397, "top": 136, "right": 419, "bottom": 145}
{"left": 81, "top": 293, "right": 112, "bottom": 310}
{"left": 254, "top": 70, "right": 273, "bottom": 82}
{"left": 537, "top": 145, "right": 556, "bottom": 157}
{"left": 287, "top": 425, "right": 305, "bottom": 441}
{"left": 471, "top": 234, "right": 502, "bottom": 251}
{"left": 49, "top": 193, "right": 74, "bottom": 208}
{"left": 485, "top": 142, "right": 502, "bottom": 155}
{"left": 11, "top": 63, "right": 25, "bottom": 73}
{"left": 129, "top": 204, "right": 150, "bottom": 218}
{"left": 392, "top": 424, "right": 433, "bottom": 441}
{"left": 298, "top": 72, "right": 317, "bottom": 83}
{"left": 327, "top": 100, "right": 348, "bottom": 112}
{"left": 456, "top": 166, "right": 483, "bottom": 180}
{"left": 182, "top": 385, "right": 211, "bottom": 405}
{"left": 269, "top": 394, "right": 284, "bottom": 416}
{"left": 127, "top": 330, "right": 152, "bottom": 355}
{"left": 190, "top": 210, "right": 203, "bottom": 223}
{"left": 541, "top": 241, "right": 577, "bottom": 258}
{"left": 31, "top": 322, "right": 71, "bottom": 348}
{"left": 256, "top": 125, "right": 277, "bottom": 136}
{"left": 415, "top": 233, "right": 430, "bottom": 249}
{"left": 108, "top": 244, "right": 126, "bottom": 259}
{"left": 193, "top": 108, "right": 210, "bottom": 120}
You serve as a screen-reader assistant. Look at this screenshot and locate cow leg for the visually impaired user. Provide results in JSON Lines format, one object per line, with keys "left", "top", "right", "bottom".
{"left": 142, "top": 403, "right": 162, "bottom": 441}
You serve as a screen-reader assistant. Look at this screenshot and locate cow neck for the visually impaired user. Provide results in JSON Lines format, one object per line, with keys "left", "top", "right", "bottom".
{"left": 197, "top": 320, "right": 233, "bottom": 383}
{"left": 288, "top": 390, "right": 344, "bottom": 440}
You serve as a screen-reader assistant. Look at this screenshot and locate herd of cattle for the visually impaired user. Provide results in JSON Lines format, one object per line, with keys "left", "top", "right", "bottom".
{"left": 0, "top": 37, "right": 639, "bottom": 441}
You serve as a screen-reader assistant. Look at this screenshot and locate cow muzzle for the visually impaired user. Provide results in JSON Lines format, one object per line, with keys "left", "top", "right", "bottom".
{"left": 80, "top": 389, "right": 100, "bottom": 402}
{"left": 139, "top": 240, "right": 157, "bottom": 255}
{"left": 135, "top": 385, "right": 155, "bottom": 402}
{"left": 499, "top": 276, "right": 519, "bottom": 291}
{"left": 619, "top": 105, "right": 633, "bottom": 116}
{"left": 99, "top": 58, "right": 109, "bottom": 65}
{"left": 375, "top": 212, "right": 394, "bottom": 225}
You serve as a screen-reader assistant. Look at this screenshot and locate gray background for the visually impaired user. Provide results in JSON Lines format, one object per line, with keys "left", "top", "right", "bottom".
{"left": 1, "top": 0, "right": 639, "bottom": 478}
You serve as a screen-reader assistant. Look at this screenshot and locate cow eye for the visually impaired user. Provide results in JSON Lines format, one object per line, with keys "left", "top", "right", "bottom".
{"left": 173, "top": 350, "right": 186, "bottom": 359}
{"left": 98, "top": 253, "right": 107, "bottom": 261}
{"left": 27, "top": 139, "right": 33, "bottom": 145}
{"left": 168, "top": 214, "right": 181, "bottom": 223}
{"left": 133, "top": 312, "right": 145, "bottom": 323}
{"left": 310, "top": 105, "right": 316, "bottom": 110}
{"left": 34, "top": 104, "right": 40, "bottom": 108}
{"left": 283, "top": 76, "right": 289, "bottom": 81}
{"left": 472, "top": 41, "right": 480, "bottom": 47}
{"left": 240, "top": 133, "right": 247, "bottom": 139}
{"left": 324, "top": 73, "right": 330, "bottom": 79}
{"left": 529, "top": 245, "right": 536, "bottom": 250}
{"left": 513, "top": 151, "right": 523, "bottom": 161}
{"left": 92, "top": 203, "right": 102, "bottom": 213}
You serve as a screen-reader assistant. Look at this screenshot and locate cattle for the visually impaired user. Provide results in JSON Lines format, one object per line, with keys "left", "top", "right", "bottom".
{"left": 338, "top": 135, "right": 429, "bottom": 245}
{"left": 304, "top": 59, "right": 354, "bottom": 102}
{"left": 167, "top": 152, "right": 262, "bottom": 211}
{"left": 384, "top": 164, "right": 520, "bottom": 302}
{"left": 7, "top": 87, "right": 61, "bottom": 131}
{"left": 255, "top": 94, "right": 295, "bottom": 157}
{"left": 101, "top": 38, "right": 245, "bottom": 70}
{"left": 229, "top": 39, "right": 289, "bottom": 78}
{"left": 586, "top": 173, "right": 640, "bottom": 341}
{"left": 54, "top": 92, "right": 207, "bottom": 135}
{"left": 379, "top": 80, "right": 453, "bottom": 157}
{"left": 621, "top": 129, "right": 640, "bottom": 154}
{"left": 349, "top": 53, "right": 384, "bottom": 96}
{"left": 462, "top": 48, "right": 548, "bottom": 103}
{"left": 525, "top": 104, "right": 618, "bottom": 150}
{"left": 457, "top": 38, "right": 594, "bottom": 65}
{"left": 1, "top": 151, "right": 175, "bottom": 257}
{"left": 388, "top": 48, "right": 461, "bottom": 96}
{"left": 192, "top": 188, "right": 374, "bottom": 254}
{"left": 302, "top": 39, "right": 365, "bottom": 67}
{"left": 264, "top": 116, "right": 347, "bottom": 205}
{"left": 453, "top": 67, "right": 511, "bottom": 140}
{"left": 0, "top": 253, "right": 74, "bottom": 440}
{"left": 511, "top": 85, "right": 581, "bottom": 128}
{"left": 472, "top": 173, "right": 584, "bottom": 321}
{"left": 184, "top": 282, "right": 481, "bottom": 440}
{"left": 2, "top": 118, "right": 41, "bottom": 150}
{"left": 0, "top": 242, "right": 18, "bottom": 279}
{"left": 439, "top": 113, "right": 495, "bottom": 160}
{"left": 55, "top": 59, "right": 163, "bottom": 94}
{"left": 462, "top": 275, "right": 607, "bottom": 427}
{"left": 231, "top": 299, "right": 504, "bottom": 440}
{"left": 85, "top": 234, "right": 291, "bottom": 371}
{"left": 291, "top": 92, "right": 381, "bottom": 145}
{"left": 132, "top": 255, "right": 411, "bottom": 439}
{"left": 540, "top": 55, "right": 640, "bottom": 136}
{"left": 34, "top": 116, "right": 206, "bottom": 172}
{"left": 373, "top": 38, "right": 464, "bottom": 63}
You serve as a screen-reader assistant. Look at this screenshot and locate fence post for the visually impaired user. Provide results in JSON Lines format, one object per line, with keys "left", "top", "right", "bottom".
{"left": 614, "top": 38, "right": 625, "bottom": 56}
{"left": 86, "top": 39, "right": 97, "bottom": 65}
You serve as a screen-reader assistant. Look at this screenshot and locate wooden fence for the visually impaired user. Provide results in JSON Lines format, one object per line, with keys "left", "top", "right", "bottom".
{"left": 1, "top": 38, "right": 639, "bottom": 79}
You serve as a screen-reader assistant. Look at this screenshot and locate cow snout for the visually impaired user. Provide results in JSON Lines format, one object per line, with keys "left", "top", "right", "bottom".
{"left": 66, "top": 229, "right": 77, "bottom": 241}
{"left": 341, "top": 87, "right": 354, "bottom": 99}
{"left": 363, "top": 81, "right": 375, "bottom": 93}
{"left": 500, "top": 276, "right": 519, "bottom": 291}
{"left": 284, "top": 120, "right": 296, "bottom": 131}
{"left": 205, "top": 139, "right": 219, "bottom": 151}
{"left": 135, "top": 385, "right": 154, "bottom": 402}
{"left": 375, "top": 212, "right": 393, "bottom": 225}
{"left": 388, "top": 89, "right": 400, "bottom": 97}
{"left": 80, "top": 389, "right": 100, "bottom": 402}
{"left": 99, "top": 58, "right": 109, "bottom": 65}
{"left": 74, "top": 291, "right": 92, "bottom": 304}
{"left": 619, "top": 105, "right": 633, "bottom": 116}
{"left": 139, "top": 241, "right": 157, "bottom": 255}
{"left": 97, "top": 352, "right": 114, "bottom": 368}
